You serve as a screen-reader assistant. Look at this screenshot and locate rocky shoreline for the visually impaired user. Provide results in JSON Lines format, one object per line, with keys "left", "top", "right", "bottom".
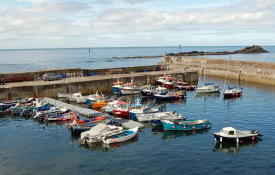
{"left": 166, "top": 45, "right": 269, "bottom": 57}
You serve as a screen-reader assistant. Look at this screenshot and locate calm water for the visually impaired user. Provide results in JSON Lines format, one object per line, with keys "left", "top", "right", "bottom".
{"left": 0, "top": 77, "right": 275, "bottom": 175}
{"left": 0, "top": 46, "right": 274, "bottom": 73}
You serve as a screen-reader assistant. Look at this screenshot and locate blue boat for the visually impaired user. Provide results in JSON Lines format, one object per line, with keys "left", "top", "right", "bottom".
{"left": 112, "top": 80, "right": 124, "bottom": 95}
{"left": 161, "top": 119, "right": 211, "bottom": 131}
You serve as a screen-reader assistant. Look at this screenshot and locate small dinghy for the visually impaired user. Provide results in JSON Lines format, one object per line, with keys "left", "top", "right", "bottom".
{"left": 102, "top": 127, "right": 138, "bottom": 144}
{"left": 161, "top": 119, "right": 211, "bottom": 131}
{"left": 80, "top": 123, "right": 123, "bottom": 144}
{"left": 213, "top": 127, "right": 262, "bottom": 143}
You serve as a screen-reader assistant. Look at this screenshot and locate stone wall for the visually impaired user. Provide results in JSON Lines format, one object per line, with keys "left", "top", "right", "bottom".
{"left": 165, "top": 56, "right": 275, "bottom": 85}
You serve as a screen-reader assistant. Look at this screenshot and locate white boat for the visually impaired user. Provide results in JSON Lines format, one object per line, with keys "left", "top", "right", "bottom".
{"left": 196, "top": 83, "right": 220, "bottom": 93}
{"left": 120, "top": 81, "right": 141, "bottom": 95}
{"left": 57, "top": 93, "right": 73, "bottom": 98}
{"left": 68, "top": 92, "right": 82, "bottom": 102}
{"left": 137, "top": 111, "right": 185, "bottom": 122}
{"left": 213, "top": 127, "right": 262, "bottom": 143}
{"left": 223, "top": 87, "right": 242, "bottom": 98}
{"left": 101, "top": 100, "right": 120, "bottom": 113}
{"left": 102, "top": 127, "right": 138, "bottom": 144}
{"left": 80, "top": 123, "right": 123, "bottom": 144}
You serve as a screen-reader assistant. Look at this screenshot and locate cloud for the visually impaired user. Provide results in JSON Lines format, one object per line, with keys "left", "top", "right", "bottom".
{"left": 0, "top": 0, "right": 274, "bottom": 48}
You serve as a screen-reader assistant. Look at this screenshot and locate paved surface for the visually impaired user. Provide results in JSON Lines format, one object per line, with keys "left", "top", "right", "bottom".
{"left": 0, "top": 70, "right": 186, "bottom": 88}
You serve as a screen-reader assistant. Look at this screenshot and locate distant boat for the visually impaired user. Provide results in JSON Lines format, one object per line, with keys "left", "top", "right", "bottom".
{"left": 196, "top": 83, "right": 220, "bottom": 93}
{"left": 102, "top": 127, "right": 138, "bottom": 144}
{"left": 213, "top": 127, "right": 262, "bottom": 143}
{"left": 112, "top": 79, "right": 124, "bottom": 95}
{"left": 68, "top": 92, "right": 82, "bottom": 102}
{"left": 137, "top": 111, "right": 185, "bottom": 122}
{"left": 161, "top": 119, "right": 211, "bottom": 131}
{"left": 176, "top": 81, "right": 196, "bottom": 91}
{"left": 154, "top": 89, "right": 185, "bottom": 101}
{"left": 223, "top": 87, "right": 242, "bottom": 98}
{"left": 141, "top": 85, "right": 156, "bottom": 96}
{"left": 120, "top": 80, "right": 141, "bottom": 95}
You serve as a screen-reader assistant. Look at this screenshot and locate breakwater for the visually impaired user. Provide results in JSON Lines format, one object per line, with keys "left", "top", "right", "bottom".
{"left": 165, "top": 56, "right": 275, "bottom": 85}
{"left": 0, "top": 68, "right": 198, "bottom": 99}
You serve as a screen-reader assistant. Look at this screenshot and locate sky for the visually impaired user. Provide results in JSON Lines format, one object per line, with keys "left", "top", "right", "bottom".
{"left": 0, "top": 0, "right": 274, "bottom": 49}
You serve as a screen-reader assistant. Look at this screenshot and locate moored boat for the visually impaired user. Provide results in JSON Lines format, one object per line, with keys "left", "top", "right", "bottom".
{"left": 213, "top": 127, "right": 262, "bottom": 143}
{"left": 137, "top": 111, "right": 185, "bottom": 122}
{"left": 112, "top": 81, "right": 124, "bottom": 95}
{"left": 102, "top": 127, "right": 138, "bottom": 144}
{"left": 161, "top": 119, "right": 211, "bottom": 131}
{"left": 196, "top": 83, "right": 220, "bottom": 94}
{"left": 223, "top": 87, "right": 242, "bottom": 98}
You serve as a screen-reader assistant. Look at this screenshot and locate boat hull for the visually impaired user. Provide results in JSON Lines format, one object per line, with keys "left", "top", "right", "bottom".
{"left": 112, "top": 110, "right": 129, "bottom": 118}
{"left": 213, "top": 134, "right": 259, "bottom": 143}
{"left": 224, "top": 92, "right": 242, "bottom": 98}
{"left": 112, "top": 86, "right": 122, "bottom": 95}
{"left": 120, "top": 88, "right": 140, "bottom": 95}
{"left": 161, "top": 120, "right": 211, "bottom": 131}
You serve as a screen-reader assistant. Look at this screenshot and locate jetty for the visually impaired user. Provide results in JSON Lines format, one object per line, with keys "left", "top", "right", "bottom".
{"left": 42, "top": 98, "right": 100, "bottom": 117}
{"left": 0, "top": 65, "right": 198, "bottom": 99}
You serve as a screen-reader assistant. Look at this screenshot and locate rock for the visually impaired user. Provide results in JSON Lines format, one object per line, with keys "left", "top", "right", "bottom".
{"left": 166, "top": 45, "right": 269, "bottom": 56}
{"left": 233, "top": 45, "right": 269, "bottom": 54}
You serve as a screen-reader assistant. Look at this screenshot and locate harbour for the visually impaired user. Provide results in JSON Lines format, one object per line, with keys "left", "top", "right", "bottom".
{"left": 0, "top": 76, "right": 274, "bottom": 175}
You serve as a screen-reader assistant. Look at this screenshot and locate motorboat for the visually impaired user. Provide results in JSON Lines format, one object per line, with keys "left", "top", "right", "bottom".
{"left": 196, "top": 83, "right": 220, "bottom": 93}
{"left": 154, "top": 89, "right": 185, "bottom": 101}
{"left": 223, "top": 87, "right": 242, "bottom": 98}
{"left": 68, "top": 92, "right": 82, "bottom": 102}
{"left": 176, "top": 81, "right": 196, "bottom": 91}
{"left": 213, "top": 127, "right": 262, "bottom": 143}
{"left": 141, "top": 85, "right": 156, "bottom": 96}
{"left": 120, "top": 81, "right": 141, "bottom": 95}
{"left": 80, "top": 123, "right": 123, "bottom": 144}
{"left": 161, "top": 119, "right": 211, "bottom": 131}
{"left": 112, "top": 101, "right": 130, "bottom": 118}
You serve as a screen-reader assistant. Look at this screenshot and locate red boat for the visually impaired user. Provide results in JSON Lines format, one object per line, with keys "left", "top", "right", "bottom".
{"left": 112, "top": 101, "right": 130, "bottom": 118}
{"left": 176, "top": 81, "right": 196, "bottom": 91}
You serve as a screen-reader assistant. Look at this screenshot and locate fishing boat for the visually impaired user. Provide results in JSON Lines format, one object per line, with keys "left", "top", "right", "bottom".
{"left": 141, "top": 85, "right": 156, "bottom": 96}
{"left": 154, "top": 89, "right": 185, "bottom": 101}
{"left": 91, "top": 101, "right": 108, "bottom": 109}
{"left": 80, "top": 123, "right": 123, "bottom": 144}
{"left": 112, "top": 101, "right": 130, "bottom": 118}
{"left": 223, "top": 87, "right": 242, "bottom": 98}
{"left": 112, "top": 80, "right": 124, "bottom": 95}
{"left": 163, "top": 77, "right": 176, "bottom": 89}
{"left": 137, "top": 111, "right": 185, "bottom": 122}
{"left": 196, "top": 83, "right": 220, "bottom": 93}
{"left": 176, "top": 81, "right": 196, "bottom": 91}
{"left": 161, "top": 119, "right": 211, "bottom": 131}
{"left": 102, "top": 127, "right": 138, "bottom": 144}
{"left": 101, "top": 100, "right": 120, "bottom": 113}
{"left": 213, "top": 127, "right": 262, "bottom": 143}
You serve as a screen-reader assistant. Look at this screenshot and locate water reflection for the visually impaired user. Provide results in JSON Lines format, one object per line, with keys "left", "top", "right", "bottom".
{"left": 80, "top": 136, "right": 139, "bottom": 152}
{"left": 152, "top": 128, "right": 211, "bottom": 141}
{"left": 196, "top": 92, "right": 220, "bottom": 98}
{"left": 213, "top": 141, "right": 261, "bottom": 154}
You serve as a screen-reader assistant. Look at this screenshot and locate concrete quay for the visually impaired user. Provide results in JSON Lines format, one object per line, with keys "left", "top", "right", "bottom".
{"left": 0, "top": 70, "right": 198, "bottom": 99}
{"left": 165, "top": 56, "right": 275, "bottom": 85}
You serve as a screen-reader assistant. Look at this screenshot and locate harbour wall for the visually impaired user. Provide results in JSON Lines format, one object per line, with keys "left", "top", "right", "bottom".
{"left": 0, "top": 70, "right": 198, "bottom": 99}
{"left": 0, "top": 65, "right": 163, "bottom": 82}
{"left": 165, "top": 56, "right": 275, "bottom": 85}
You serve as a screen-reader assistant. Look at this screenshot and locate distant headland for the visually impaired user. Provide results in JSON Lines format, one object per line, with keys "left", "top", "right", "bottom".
{"left": 166, "top": 45, "right": 270, "bottom": 57}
